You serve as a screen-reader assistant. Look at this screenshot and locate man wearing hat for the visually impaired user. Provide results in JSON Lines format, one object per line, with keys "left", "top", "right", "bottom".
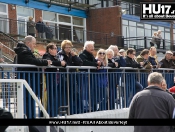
{"left": 159, "top": 51, "right": 175, "bottom": 70}
{"left": 119, "top": 49, "right": 126, "bottom": 57}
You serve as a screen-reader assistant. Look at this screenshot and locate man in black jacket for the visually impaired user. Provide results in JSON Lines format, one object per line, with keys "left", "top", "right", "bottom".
{"left": 124, "top": 48, "right": 144, "bottom": 106}
{"left": 14, "top": 35, "right": 52, "bottom": 118}
{"left": 79, "top": 41, "right": 101, "bottom": 112}
{"left": 36, "top": 17, "right": 45, "bottom": 39}
{"left": 129, "top": 72, "right": 175, "bottom": 132}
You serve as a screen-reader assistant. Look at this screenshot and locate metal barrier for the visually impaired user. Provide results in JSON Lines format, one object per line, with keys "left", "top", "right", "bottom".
{"left": 0, "top": 64, "right": 174, "bottom": 118}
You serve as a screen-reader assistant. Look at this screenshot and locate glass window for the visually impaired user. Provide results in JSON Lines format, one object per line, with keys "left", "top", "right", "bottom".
{"left": 165, "top": 32, "right": 170, "bottom": 40}
{"left": 129, "top": 21, "right": 136, "bottom": 26}
{"left": 158, "top": 26, "right": 164, "bottom": 31}
{"left": 144, "top": 24, "right": 151, "bottom": 29}
{"left": 137, "top": 23, "right": 144, "bottom": 27}
{"left": 122, "top": 25, "right": 129, "bottom": 37}
{"left": 43, "top": 11, "right": 56, "bottom": 22}
{"left": 145, "top": 29, "right": 151, "bottom": 37}
{"left": 165, "top": 28, "right": 170, "bottom": 32}
{"left": 137, "top": 27, "right": 144, "bottom": 48}
{"left": 129, "top": 26, "right": 136, "bottom": 37}
{"left": 0, "top": 3, "right": 6, "bottom": 13}
{"left": 73, "top": 27, "right": 84, "bottom": 43}
{"left": 122, "top": 20, "right": 128, "bottom": 25}
{"left": 173, "top": 29, "right": 175, "bottom": 33}
{"left": 152, "top": 26, "right": 157, "bottom": 30}
{"left": 17, "top": 6, "right": 34, "bottom": 17}
{"left": 0, "top": 14, "right": 8, "bottom": 33}
{"left": 59, "top": 15, "right": 71, "bottom": 23}
{"left": 73, "top": 17, "right": 83, "bottom": 26}
{"left": 59, "top": 25, "right": 71, "bottom": 40}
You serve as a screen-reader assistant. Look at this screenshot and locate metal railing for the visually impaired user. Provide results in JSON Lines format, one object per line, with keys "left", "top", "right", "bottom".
{"left": 0, "top": 64, "right": 174, "bottom": 118}
{"left": 0, "top": 17, "right": 120, "bottom": 46}
{"left": 123, "top": 36, "right": 175, "bottom": 52}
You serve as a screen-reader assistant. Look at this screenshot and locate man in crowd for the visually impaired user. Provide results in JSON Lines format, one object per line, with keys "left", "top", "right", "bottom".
{"left": 129, "top": 72, "right": 175, "bottom": 132}
{"left": 160, "top": 51, "right": 175, "bottom": 70}
{"left": 136, "top": 49, "right": 152, "bottom": 72}
{"left": 14, "top": 35, "right": 52, "bottom": 118}
{"left": 36, "top": 17, "right": 45, "bottom": 39}
{"left": 79, "top": 41, "right": 101, "bottom": 112}
{"left": 125, "top": 48, "right": 144, "bottom": 105}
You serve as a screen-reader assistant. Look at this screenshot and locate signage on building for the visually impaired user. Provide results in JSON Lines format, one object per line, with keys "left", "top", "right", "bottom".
{"left": 140, "top": 2, "right": 175, "bottom": 20}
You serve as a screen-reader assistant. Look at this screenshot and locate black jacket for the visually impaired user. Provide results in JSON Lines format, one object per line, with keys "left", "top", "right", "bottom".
{"left": 129, "top": 85, "right": 175, "bottom": 132}
{"left": 14, "top": 43, "right": 48, "bottom": 72}
{"left": 36, "top": 21, "right": 45, "bottom": 33}
{"left": 125, "top": 56, "right": 142, "bottom": 72}
{"left": 42, "top": 53, "right": 61, "bottom": 72}
{"left": 79, "top": 50, "right": 98, "bottom": 72}
{"left": 58, "top": 50, "right": 83, "bottom": 72}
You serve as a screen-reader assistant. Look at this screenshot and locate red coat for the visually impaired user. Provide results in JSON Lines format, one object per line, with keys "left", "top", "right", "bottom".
{"left": 169, "top": 86, "right": 175, "bottom": 93}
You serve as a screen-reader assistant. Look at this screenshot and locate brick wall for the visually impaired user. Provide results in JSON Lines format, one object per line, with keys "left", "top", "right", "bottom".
{"left": 35, "top": 9, "right": 42, "bottom": 37}
{"left": 86, "top": 6, "right": 122, "bottom": 46}
{"left": 8, "top": 4, "right": 17, "bottom": 35}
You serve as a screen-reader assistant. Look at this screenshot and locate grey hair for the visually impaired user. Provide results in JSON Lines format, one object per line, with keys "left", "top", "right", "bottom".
{"left": 83, "top": 41, "right": 95, "bottom": 50}
{"left": 147, "top": 72, "right": 164, "bottom": 85}
{"left": 108, "top": 45, "right": 118, "bottom": 50}
{"left": 24, "top": 35, "right": 35, "bottom": 43}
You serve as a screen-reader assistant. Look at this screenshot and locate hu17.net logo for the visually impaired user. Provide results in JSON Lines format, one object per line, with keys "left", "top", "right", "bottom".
{"left": 140, "top": 2, "right": 175, "bottom": 20}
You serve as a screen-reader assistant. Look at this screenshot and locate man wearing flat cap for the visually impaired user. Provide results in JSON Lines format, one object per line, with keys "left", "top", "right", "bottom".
{"left": 160, "top": 50, "right": 175, "bottom": 71}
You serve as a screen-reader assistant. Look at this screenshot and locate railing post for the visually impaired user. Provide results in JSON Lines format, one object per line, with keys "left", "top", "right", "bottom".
{"left": 163, "top": 39, "right": 165, "bottom": 49}
{"left": 88, "top": 69, "right": 91, "bottom": 112}
{"left": 107, "top": 69, "right": 110, "bottom": 110}
{"left": 66, "top": 68, "right": 70, "bottom": 115}
{"left": 144, "top": 36, "right": 147, "bottom": 48}
{"left": 123, "top": 69, "right": 126, "bottom": 108}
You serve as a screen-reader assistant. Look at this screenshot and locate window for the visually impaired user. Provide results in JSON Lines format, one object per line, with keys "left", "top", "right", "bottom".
{"left": 73, "top": 17, "right": 83, "bottom": 26}
{"left": 0, "top": 3, "right": 6, "bottom": 13}
{"left": 158, "top": 26, "right": 164, "bottom": 31}
{"left": 59, "top": 15, "right": 71, "bottom": 23}
{"left": 129, "top": 26, "right": 136, "bottom": 37}
{"left": 0, "top": 3, "right": 8, "bottom": 33}
{"left": 137, "top": 23, "right": 144, "bottom": 27}
{"left": 129, "top": 21, "right": 136, "bottom": 26}
{"left": 152, "top": 26, "right": 157, "bottom": 30}
{"left": 144, "top": 24, "right": 151, "bottom": 29}
{"left": 17, "top": 6, "right": 34, "bottom": 17}
{"left": 165, "top": 28, "right": 170, "bottom": 32}
{"left": 43, "top": 11, "right": 56, "bottom": 22}
{"left": 73, "top": 27, "right": 84, "bottom": 43}
{"left": 122, "top": 20, "right": 128, "bottom": 25}
{"left": 59, "top": 25, "right": 71, "bottom": 40}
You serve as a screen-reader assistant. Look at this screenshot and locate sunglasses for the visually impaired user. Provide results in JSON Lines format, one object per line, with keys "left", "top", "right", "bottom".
{"left": 99, "top": 52, "right": 105, "bottom": 55}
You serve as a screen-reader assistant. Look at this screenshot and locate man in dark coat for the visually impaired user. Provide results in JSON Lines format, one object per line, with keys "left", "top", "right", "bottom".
{"left": 129, "top": 72, "right": 175, "bottom": 132}
{"left": 36, "top": 17, "right": 45, "bottom": 39}
{"left": 79, "top": 41, "right": 102, "bottom": 112}
{"left": 14, "top": 35, "right": 52, "bottom": 118}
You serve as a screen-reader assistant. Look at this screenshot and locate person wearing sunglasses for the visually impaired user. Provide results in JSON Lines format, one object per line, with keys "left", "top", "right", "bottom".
{"left": 94, "top": 49, "right": 108, "bottom": 111}
{"left": 42, "top": 43, "right": 66, "bottom": 117}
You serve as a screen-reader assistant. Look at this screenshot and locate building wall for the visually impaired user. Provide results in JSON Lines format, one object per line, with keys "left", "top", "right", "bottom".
{"left": 8, "top": 4, "right": 17, "bottom": 35}
{"left": 86, "top": 6, "right": 122, "bottom": 46}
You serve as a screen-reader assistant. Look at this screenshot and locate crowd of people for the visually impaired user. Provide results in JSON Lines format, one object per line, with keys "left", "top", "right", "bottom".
{"left": 12, "top": 35, "right": 175, "bottom": 118}
{"left": 27, "top": 16, "right": 53, "bottom": 41}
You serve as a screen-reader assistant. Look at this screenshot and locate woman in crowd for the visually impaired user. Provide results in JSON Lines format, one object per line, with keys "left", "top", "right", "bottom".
{"left": 95, "top": 48, "right": 108, "bottom": 111}
{"left": 27, "top": 16, "right": 36, "bottom": 37}
{"left": 57, "top": 40, "right": 83, "bottom": 114}
{"left": 106, "top": 48, "right": 119, "bottom": 109}
{"left": 42, "top": 43, "right": 66, "bottom": 117}
{"left": 150, "top": 32, "right": 158, "bottom": 47}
